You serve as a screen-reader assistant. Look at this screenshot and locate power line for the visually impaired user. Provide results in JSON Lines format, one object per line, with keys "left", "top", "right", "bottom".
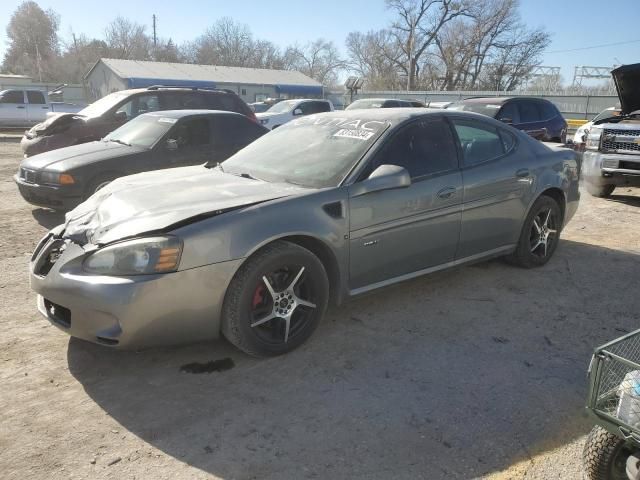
{"left": 547, "top": 39, "right": 640, "bottom": 54}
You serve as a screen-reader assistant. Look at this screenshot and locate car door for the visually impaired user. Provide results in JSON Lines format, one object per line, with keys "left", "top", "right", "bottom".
{"left": 516, "top": 99, "right": 546, "bottom": 140}
{"left": 26, "top": 91, "right": 49, "bottom": 123}
{"left": 163, "top": 116, "right": 214, "bottom": 167}
{"left": 348, "top": 117, "right": 463, "bottom": 291}
{"left": 0, "top": 90, "right": 27, "bottom": 125}
{"left": 451, "top": 117, "right": 533, "bottom": 259}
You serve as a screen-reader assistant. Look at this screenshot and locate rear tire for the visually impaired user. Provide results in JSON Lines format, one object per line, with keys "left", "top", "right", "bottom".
{"left": 586, "top": 183, "right": 615, "bottom": 198}
{"left": 583, "top": 425, "right": 636, "bottom": 480}
{"left": 221, "top": 241, "right": 329, "bottom": 357}
{"left": 507, "top": 195, "right": 562, "bottom": 268}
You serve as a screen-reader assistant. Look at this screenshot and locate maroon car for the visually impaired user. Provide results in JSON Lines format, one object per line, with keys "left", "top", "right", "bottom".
{"left": 447, "top": 97, "right": 568, "bottom": 143}
{"left": 21, "top": 86, "right": 257, "bottom": 157}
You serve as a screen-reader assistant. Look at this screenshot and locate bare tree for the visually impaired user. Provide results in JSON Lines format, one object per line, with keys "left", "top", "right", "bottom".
{"left": 285, "top": 39, "right": 345, "bottom": 86}
{"left": 2, "top": 0, "right": 60, "bottom": 81}
{"left": 104, "top": 16, "right": 151, "bottom": 60}
{"left": 346, "top": 30, "right": 404, "bottom": 89}
{"left": 385, "top": 0, "right": 471, "bottom": 89}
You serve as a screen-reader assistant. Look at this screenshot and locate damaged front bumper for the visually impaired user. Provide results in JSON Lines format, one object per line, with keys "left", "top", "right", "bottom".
{"left": 30, "top": 233, "right": 243, "bottom": 349}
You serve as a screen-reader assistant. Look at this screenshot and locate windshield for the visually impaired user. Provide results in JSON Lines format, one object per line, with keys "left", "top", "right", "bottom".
{"left": 593, "top": 108, "right": 622, "bottom": 123}
{"left": 223, "top": 115, "right": 389, "bottom": 188}
{"left": 79, "top": 92, "right": 129, "bottom": 118}
{"left": 103, "top": 114, "right": 176, "bottom": 148}
{"left": 447, "top": 101, "right": 503, "bottom": 118}
{"left": 266, "top": 100, "right": 297, "bottom": 114}
{"left": 346, "top": 99, "right": 384, "bottom": 110}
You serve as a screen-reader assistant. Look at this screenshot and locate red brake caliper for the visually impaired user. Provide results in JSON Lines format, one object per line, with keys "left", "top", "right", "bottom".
{"left": 252, "top": 284, "right": 265, "bottom": 308}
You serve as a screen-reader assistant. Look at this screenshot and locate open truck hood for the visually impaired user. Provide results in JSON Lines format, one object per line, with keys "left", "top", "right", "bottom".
{"left": 62, "top": 166, "right": 306, "bottom": 245}
{"left": 30, "top": 112, "right": 84, "bottom": 136}
{"left": 612, "top": 63, "right": 640, "bottom": 115}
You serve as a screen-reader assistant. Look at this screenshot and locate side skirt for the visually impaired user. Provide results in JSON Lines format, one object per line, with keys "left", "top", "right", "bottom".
{"left": 348, "top": 244, "right": 516, "bottom": 297}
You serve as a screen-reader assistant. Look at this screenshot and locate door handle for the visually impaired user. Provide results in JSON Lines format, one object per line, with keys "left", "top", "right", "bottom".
{"left": 515, "top": 168, "right": 530, "bottom": 178}
{"left": 17, "top": 106, "right": 25, "bottom": 109}
{"left": 42, "top": 106, "right": 49, "bottom": 109}
{"left": 437, "top": 186, "right": 456, "bottom": 199}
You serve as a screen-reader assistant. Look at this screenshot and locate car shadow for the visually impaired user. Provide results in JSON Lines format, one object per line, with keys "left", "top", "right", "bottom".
{"left": 67, "top": 240, "right": 640, "bottom": 479}
{"left": 31, "top": 208, "right": 65, "bottom": 229}
{"left": 607, "top": 193, "right": 640, "bottom": 208}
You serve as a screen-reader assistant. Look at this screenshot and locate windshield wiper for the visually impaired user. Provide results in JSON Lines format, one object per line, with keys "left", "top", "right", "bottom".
{"left": 107, "top": 138, "right": 131, "bottom": 146}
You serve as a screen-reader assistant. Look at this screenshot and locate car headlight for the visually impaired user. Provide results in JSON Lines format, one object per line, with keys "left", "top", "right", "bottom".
{"left": 83, "top": 236, "right": 183, "bottom": 276}
{"left": 585, "top": 126, "right": 602, "bottom": 151}
{"left": 39, "top": 171, "right": 75, "bottom": 185}
{"left": 260, "top": 118, "right": 269, "bottom": 125}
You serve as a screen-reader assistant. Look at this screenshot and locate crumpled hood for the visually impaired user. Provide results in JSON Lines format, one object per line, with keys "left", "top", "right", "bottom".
{"left": 21, "top": 141, "right": 144, "bottom": 171}
{"left": 62, "top": 166, "right": 307, "bottom": 245}
{"left": 30, "top": 112, "right": 84, "bottom": 135}
{"left": 612, "top": 63, "right": 640, "bottom": 115}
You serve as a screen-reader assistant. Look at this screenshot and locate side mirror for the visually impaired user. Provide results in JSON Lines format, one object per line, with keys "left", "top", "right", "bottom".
{"left": 293, "top": 108, "right": 303, "bottom": 116}
{"left": 113, "top": 111, "right": 127, "bottom": 122}
{"left": 499, "top": 117, "right": 513, "bottom": 124}
{"left": 166, "top": 138, "right": 178, "bottom": 151}
{"left": 350, "top": 164, "right": 411, "bottom": 197}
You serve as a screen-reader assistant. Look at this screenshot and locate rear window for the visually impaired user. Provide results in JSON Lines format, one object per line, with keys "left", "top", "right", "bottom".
{"left": 447, "top": 101, "right": 503, "bottom": 118}
{"left": 205, "top": 93, "right": 248, "bottom": 115}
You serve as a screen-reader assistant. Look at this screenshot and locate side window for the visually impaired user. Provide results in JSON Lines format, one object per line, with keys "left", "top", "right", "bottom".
{"left": 298, "top": 102, "right": 314, "bottom": 115}
{"left": 369, "top": 119, "right": 458, "bottom": 179}
{"left": 0, "top": 90, "right": 24, "bottom": 104}
{"left": 498, "top": 102, "right": 520, "bottom": 124}
{"left": 171, "top": 117, "right": 211, "bottom": 147}
{"left": 384, "top": 100, "right": 399, "bottom": 108}
{"left": 212, "top": 115, "right": 263, "bottom": 145}
{"left": 499, "top": 129, "right": 516, "bottom": 152}
{"left": 205, "top": 94, "right": 243, "bottom": 114}
{"left": 27, "top": 91, "right": 46, "bottom": 104}
{"left": 116, "top": 94, "right": 160, "bottom": 119}
{"left": 453, "top": 119, "right": 505, "bottom": 166}
{"left": 518, "top": 101, "right": 539, "bottom": 123}
{"left": 538, "top": 101, "right": 558, "bottom": 120}
{"left": 313, "top": 101, "right": 331, "bottom": 113}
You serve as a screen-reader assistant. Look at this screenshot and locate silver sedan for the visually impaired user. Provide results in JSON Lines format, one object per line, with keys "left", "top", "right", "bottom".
{"left": 29, "top": 108, "right": 580, "bottom": 356}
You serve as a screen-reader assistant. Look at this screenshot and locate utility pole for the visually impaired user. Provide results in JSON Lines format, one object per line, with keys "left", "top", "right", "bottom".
{"left": 152, "top": 14, "right": 157, "bottom": 47}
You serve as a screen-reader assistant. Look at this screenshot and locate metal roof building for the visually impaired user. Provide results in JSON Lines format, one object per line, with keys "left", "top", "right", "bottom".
{"left": 85, "top": 58, "right": 324, "bottom": 102}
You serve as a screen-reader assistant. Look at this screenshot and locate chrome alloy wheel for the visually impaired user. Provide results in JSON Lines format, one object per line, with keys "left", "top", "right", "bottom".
{"left": 250, "top": 266, "right": 317, "bottom": 344}
{"left": 529, "top": 208, "right": 558, "bottom": 258}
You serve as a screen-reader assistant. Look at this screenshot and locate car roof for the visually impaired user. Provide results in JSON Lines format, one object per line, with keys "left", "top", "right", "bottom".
{"left": 305, "top": 107, "right": 480, "bottom": 127}
{"left": 141, "top": 109, "right": 246, "bottom": 119}
{"left": 458, "top": 96, "right": 552, "bottom": 104}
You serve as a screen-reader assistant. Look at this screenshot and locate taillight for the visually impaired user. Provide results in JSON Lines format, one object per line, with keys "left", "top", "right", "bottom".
{"left": 247, "top": 110, "right": 258, "bottom": 123}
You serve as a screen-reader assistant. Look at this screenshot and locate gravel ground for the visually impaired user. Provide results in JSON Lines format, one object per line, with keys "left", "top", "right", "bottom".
{"left": 0, "top": 140, "right": 639, "bottom": 480}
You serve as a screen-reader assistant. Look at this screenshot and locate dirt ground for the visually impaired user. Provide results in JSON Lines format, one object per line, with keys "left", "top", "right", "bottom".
{"left": 1, "top": 140, "right": 639, "bottom": 480}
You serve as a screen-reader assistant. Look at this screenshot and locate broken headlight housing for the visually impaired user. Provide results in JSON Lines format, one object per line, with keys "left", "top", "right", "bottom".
{"left": 585, "top": 126, "right": 603, "bottom": 151}
{"left": 83, "top": 236, "right": 183, "bottom": 276}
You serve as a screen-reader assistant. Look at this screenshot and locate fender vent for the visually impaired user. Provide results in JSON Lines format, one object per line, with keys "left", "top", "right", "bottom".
{"left": 322, "top": 201, "right": 343, "bottom": 219}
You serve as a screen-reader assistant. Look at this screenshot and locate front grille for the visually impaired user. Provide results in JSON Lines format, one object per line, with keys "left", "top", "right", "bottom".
{"left": 33, "top": 238, "right": 67, "bottom": 276}
{"left": 602, "top": 128, "right": 640, "bottom": 153}
{"left": 620, "top": 161, "right": 640, "bottom": 171}
{"left": 20, "top": 168, "right": 38, "bottom": 184}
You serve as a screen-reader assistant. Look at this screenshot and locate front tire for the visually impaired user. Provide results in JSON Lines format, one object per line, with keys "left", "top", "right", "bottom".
{"left": 586, "top": 183, "right": 615, "bottom": 198}
{"left": 221, "top": 241, "right": 329, "bottom": 357}
{"left": 508, "top": 195, "right": 562, "bottom": 268}
{"left": 583, "top": 425, "right": 637, "bottom": 480}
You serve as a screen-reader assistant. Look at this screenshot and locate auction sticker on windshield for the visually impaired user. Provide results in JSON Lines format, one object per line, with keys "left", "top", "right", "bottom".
{"left": 333, "top": 128, "right": 375, "bottom": 140}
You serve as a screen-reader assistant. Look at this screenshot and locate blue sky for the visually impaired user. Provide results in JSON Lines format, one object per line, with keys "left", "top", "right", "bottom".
{"left": 1, "top": 0, "right": 639, "bottom": 85}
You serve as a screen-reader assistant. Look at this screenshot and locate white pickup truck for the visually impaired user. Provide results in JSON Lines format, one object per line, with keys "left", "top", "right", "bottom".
{"left": 0, "top": 88, "right": 84, "bottom": 127}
